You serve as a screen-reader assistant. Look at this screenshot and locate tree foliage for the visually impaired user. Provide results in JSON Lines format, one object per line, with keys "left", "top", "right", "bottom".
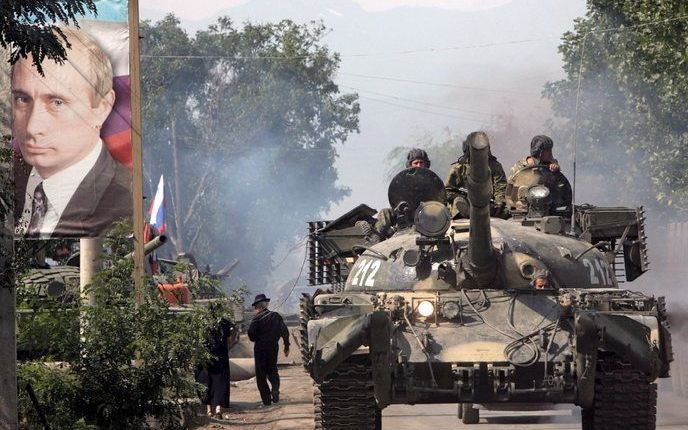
{"left": 0, "top": 0, "right": 97, "bottom": 74}
{"left": 544, "top": 0, "right": 688, "bottom": 215}
{"left": 141, "top": 16, "right": 359, "bottom": 287}
{"left": 16, "top": 225, "right": 235, "bottom": 428}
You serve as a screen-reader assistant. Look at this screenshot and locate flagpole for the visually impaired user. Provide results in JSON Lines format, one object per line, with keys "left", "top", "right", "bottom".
{"left": 129, "top": 0, "right": 145, "bottom": 306}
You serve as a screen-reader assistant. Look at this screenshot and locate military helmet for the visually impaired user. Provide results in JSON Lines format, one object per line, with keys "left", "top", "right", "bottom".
{"left": 530, "top": 135, "right": 554, "bottom": 158}
{"left": 406, "top": 148, "right": 431, "bottom": 168}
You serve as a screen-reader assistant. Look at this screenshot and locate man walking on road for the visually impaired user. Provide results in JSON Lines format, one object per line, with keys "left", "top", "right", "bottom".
{"left": 248, "top": 294, "right": 290, "bottom": 406}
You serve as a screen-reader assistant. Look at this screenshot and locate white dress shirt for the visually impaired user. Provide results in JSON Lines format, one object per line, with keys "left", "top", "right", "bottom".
{"left": 18, "top": 140, "right": 103, "bottom": 237}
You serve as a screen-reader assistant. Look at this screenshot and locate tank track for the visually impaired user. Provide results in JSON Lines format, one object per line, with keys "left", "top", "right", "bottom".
{"left": 313, "top": 359, "right": 381, "bottom": 430}
{"left": 299, "top": 293, "right": 315, "bottom": 369}
{"left": 582, "top": 357, "right": 657, "bottom": 429}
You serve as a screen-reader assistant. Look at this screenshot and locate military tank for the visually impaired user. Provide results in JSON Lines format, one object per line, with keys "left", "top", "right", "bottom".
{"left": 301, "top": 132, "right": 672, "bottom": 429}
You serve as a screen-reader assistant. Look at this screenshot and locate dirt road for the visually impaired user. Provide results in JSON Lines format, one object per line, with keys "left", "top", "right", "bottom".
{"left": 203, "top": 365, "right": 688, "bottom": 430}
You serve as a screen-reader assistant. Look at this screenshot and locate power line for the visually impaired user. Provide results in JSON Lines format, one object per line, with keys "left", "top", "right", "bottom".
{"left": 339, "top": 71, "right": 532, "bottom": 94}
{"left": 340, "top": 84, "right": 493, "bottom": 117}
{"left": 139, "top": 36, "right": 561, "bottom": 61}
{"left": 274, "top": 247, "right": 308, "bottom": 311}
{"left": 358, "top": 94, "right": 488, "bottom": 123}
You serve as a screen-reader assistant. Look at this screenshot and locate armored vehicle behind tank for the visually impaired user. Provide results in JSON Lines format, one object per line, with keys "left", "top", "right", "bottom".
{"left": 300, "top": 132, "right": 672, "bottom": 429}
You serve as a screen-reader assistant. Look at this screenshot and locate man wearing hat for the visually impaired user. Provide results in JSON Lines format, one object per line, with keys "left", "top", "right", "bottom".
{"left": 247, "top": 293, "right": 290, "bottom": 406}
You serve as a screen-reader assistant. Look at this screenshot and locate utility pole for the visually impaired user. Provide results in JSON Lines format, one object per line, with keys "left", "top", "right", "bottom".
{"left": 80, "top": 238, "right": 101, "bottom": 306}
{"left": 129, "top": 0, "right": 145, "bottom": 305}
{"left": 0, "top": 166, "right": 17, "bottom": 429}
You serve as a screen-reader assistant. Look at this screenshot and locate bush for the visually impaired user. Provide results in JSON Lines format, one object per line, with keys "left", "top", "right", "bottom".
{"left": 16, "top": 226, "right": 234, "bottom": 429}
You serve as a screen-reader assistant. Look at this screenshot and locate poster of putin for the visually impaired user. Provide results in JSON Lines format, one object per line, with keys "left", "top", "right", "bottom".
{"left": 11, "top": 1, "right": 133, "bottom": 239}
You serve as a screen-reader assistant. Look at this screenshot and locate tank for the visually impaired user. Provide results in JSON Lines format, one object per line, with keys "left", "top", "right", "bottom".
{"left": 300, "top": 132, "right": 673, "bottom": 429}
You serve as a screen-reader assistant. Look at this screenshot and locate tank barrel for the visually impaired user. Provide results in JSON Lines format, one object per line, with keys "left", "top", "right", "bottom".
{"left": 120, "top": 235, "right": 168, "bottom": 263}
{"left": 467, "top": 132, "right": 496, "bottom": 287}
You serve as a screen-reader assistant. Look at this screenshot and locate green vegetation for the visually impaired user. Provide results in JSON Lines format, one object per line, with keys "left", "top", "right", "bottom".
{"left": 141, "top": 16, "right": 360, "bottom": 286}
{"left": 544, "top": 0, "right": 688, "bottom": 215}
{"left": 0, "top": 0, "right": 97, "bottom": 73}
{"left": 16, "top": 227, "right": 236, "bottom": 429}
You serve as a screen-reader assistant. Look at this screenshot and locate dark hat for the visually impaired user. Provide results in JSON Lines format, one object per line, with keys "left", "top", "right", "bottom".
{"left": 252, "top": 294, "right": 271, "bottom": 307}
{"left": 530, "top": 135, "right": 554, "bottom": 157}
{"left": 405, "top": 148, "right": 431, "bottom": 168}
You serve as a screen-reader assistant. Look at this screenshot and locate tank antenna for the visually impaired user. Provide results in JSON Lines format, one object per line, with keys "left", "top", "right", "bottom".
{"left": 570, "top": 33, "right": 588, "bottom": 235}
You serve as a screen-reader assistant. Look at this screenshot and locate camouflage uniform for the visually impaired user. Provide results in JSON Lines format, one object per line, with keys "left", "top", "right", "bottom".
{"left": 508, "top": 156, "right": 572, "bottom": 212}
{"left": 507, "top": 157, "right": 560, "bottom": 183}
{"left": 373, "top": 207, "right": 396, "bottom": 240}
{"left": 444, "top": 155, "right": 508, "bottom": 206}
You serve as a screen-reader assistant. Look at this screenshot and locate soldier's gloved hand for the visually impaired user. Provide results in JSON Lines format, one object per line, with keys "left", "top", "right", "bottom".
{"left": 549, "top": 162, "right": 560, "bottom": 172}
{"left": 284, "top": 346, "right": 290, "bottom": 357}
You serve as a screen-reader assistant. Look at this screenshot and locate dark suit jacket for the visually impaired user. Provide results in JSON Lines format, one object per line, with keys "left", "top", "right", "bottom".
{"left": 14, "top": 145, "right": 133, "bottom": 238}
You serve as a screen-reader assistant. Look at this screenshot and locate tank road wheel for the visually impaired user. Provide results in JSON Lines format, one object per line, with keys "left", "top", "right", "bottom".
{"left": 461, "top": 403, "right": 479, "bottom": 425}
{"left": 299, "top": 293, "right": 315, "bottom": 369}
{"left": 314, "top": 357, "right": 381, "bottom": 430}
{"left": 581, "top": 358, "right": 657, "bottom": 430}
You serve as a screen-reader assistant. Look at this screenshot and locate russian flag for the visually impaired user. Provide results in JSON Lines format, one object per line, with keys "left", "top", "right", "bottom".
{"left": 149, "top": 175, "right": 166, "bottom": 234}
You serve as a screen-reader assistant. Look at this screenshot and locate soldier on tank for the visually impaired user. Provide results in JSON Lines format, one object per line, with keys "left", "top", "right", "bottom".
{"left": 508, "top": 135, "right": 560, "bottom": 180}
{"left": 444, "top": 132, "right": 508, "bottom": 218}
{"left": 508, "top": 135, "right": 572, "bottom": 214}
{"left": 374, "top": 149, "right": 432, "bottom": 240}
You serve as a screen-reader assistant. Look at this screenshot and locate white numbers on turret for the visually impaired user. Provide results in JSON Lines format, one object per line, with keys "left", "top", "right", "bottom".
{"left": 582, "top": 258, "right": 613, "bottom": 286}
{"left": 350, "top": 258, "right": 382, "bottom": 287}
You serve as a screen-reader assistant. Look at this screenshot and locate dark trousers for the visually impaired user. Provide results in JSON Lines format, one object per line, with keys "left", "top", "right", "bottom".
{"left": 254, "top": 347, "right": 280, "bottom": 405}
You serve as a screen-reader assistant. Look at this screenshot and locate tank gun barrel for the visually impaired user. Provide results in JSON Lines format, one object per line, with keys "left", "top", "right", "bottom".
{"left": 120, "top": 235, "right": 167, "bottom": 263}
{"left": 467, "top": 132, "right": 496, "bottom": 287}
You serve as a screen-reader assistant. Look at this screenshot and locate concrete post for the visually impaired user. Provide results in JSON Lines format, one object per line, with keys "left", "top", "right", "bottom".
{"left": 80, "top": 238, "right": 102, "bottom": 307}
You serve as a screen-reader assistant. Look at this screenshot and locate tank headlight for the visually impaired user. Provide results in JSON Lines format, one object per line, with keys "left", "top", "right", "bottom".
{"left": 527, "top": 185, "right": 550, "bottom": 201}
{"left": 441, "top": 301, "right": 460, "bottom": 319}
{"left": 417, "top": 300, "right": 435, "bottom": 317}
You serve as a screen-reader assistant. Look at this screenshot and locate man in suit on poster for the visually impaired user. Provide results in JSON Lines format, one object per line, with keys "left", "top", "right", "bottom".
{"left": 12, "top": 26, "right": 132, "bottom": 238}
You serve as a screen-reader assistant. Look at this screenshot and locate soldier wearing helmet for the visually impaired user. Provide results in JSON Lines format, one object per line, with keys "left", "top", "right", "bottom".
{"left": 373, "top": 148, "right": 432, "bottom": 240}
{"left": 444, "top": 132, "right": 508, "bottom": 218}
{"left": 406, "top": 148, "right": 431, "bottom": 169}
{"left": 508, "top": 135, "right": 560, "bottom": 181}
{"left": 507, "top": 135, "right": 572, "bottom": 214}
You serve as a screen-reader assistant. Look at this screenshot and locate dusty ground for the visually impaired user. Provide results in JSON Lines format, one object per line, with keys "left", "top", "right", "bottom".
{"left": 194, "top": 364, "right": 688, "bottom": 430}
{"left": 196, "top": 365, "right": 312, "bottom": 430}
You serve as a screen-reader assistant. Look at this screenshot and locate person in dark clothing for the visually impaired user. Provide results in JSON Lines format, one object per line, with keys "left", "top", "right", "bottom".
{"left": 247, "top": 293, "right": 290, "bottom": 406}
{"left": 196, "top": 303, "right": 234, "bottom": 418}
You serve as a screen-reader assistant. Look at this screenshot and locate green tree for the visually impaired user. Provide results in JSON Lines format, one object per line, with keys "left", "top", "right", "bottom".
{"left": 544, "top": 0, "right": 688, "bottom": 215}
{"left": 141, "top": 16, "right": 359, "bottom": 287}
{"left": 16, "top": 225, "right": 233, "bottom": 428}
{"left": 0, "top": 0, "right": 97, "bottom": 73}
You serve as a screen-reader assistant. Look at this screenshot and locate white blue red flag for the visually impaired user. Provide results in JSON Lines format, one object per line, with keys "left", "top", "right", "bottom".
{"left": 149, "top": 175, "right": 166, "bottom": 234}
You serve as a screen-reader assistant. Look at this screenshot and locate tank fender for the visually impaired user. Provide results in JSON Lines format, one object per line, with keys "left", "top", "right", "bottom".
{"left": 576, "top": 312, "right": 661, "bottom": 379}
{"left": 369, "top": 311, "right": 393, "bottom": 408}
{"left": 574, "top": 312, "right": 598, "bottom": 408}
{"left": 309, "top": 312, "right": 390, "bottom": 383}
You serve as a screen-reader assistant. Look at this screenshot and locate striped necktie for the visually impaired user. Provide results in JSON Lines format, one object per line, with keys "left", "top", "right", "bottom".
{"left": 27, "top": 183, "right": 48, "bottom": 235}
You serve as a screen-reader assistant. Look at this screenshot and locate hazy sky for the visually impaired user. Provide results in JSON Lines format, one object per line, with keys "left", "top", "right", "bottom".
{"left": 139, "top": 0, "right": 587, "bottom": 217}
{"left": 142, "top": 0, "right": 513, "bottom": 19}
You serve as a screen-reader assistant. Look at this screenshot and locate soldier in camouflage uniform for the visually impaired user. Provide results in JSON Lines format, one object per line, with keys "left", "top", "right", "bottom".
{"left": 444, "top": 132, "right": 508, "bottom": 218}
{"left": 374, "top": 149, "right": 432, "bottom": 240}
{"left": 508, "top": 135, "right": 560, "bottom": 181}
{"left": 508, "top": 135, "right": 571, "bottom": 213}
